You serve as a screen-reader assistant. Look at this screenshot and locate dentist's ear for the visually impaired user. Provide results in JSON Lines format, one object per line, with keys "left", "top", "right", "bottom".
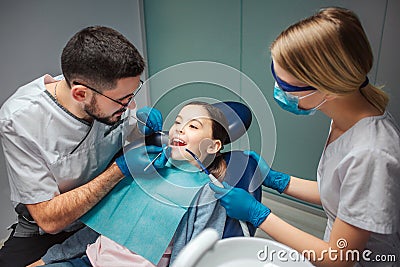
{"left": 71, "top": 83, "right": 88, "bottom": 102}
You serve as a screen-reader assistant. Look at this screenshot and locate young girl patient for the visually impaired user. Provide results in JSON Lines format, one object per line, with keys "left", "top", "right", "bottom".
{"left": 34, "top": 101, "right": 230, "bottom": 267}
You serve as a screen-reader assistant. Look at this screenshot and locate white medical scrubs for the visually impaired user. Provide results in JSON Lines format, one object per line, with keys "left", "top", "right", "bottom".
{"left": 318, "top": 112, "right": 400, "bottom": 265}
{"left": 0, "top": 74, "right": 139, "bottom": 236}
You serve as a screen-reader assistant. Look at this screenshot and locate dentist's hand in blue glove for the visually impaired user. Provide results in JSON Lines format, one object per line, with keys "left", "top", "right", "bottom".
{"left": 136, "top": 106, "right": 163, "bottom": 135}
{"left": 244, "top": 150, "right": 290, "bottom": 194}
{"left": 209, "top": 182, "right": 271, "bottom": 227}
{"left": 116, "top": 145, "right": 170, "bottom": 177}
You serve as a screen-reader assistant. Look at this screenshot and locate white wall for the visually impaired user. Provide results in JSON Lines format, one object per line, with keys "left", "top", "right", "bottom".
{"left": 0, "top": 0, "right": 147, "bottom": 241}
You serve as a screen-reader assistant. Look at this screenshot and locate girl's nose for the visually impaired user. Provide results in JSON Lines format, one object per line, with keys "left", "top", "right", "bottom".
{"left": 177, "top": 125, "right": 185, "bottom": 134}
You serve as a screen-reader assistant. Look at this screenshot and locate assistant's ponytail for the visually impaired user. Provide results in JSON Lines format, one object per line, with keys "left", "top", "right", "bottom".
{"left": 360, "top": 85, "right": 389, "bottom": 113}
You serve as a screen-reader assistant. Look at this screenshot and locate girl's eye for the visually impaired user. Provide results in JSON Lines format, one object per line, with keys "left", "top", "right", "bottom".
{"left": 174, "top": 120, "right": 181, "bottom": 125}
{"left": 189, "top": 124, "right": 198, "bottom": 129}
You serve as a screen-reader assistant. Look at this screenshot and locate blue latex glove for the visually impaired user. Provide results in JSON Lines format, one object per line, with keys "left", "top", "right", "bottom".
{"left": 244, "top": 150, "right": 290, "bottom": 194}
{"left": 210, "top": 182, "right": 271, "bottom": 227}
{"left": 153, "top": 144, "right": 170, "bottom": 169}
{"left": 136, "top": 106, "right": 163, "bottom": 135}
{"left": 116, "top": 145, "right": 170, "bottom": 177}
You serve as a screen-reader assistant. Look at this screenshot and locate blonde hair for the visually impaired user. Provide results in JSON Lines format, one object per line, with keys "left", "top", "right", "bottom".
{"left": 270, "top": 7, "right": 388, "bottom": 112}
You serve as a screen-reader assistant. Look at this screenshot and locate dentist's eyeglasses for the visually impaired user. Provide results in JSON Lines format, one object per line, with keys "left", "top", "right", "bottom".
{"left": 73, "top": 80, "right": 143, "bottom": 108}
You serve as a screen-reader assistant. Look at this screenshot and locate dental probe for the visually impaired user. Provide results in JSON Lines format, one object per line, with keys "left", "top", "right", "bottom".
{"left": 133, "top": 115, "right": 166, "bottom": 136}
{"left": 185, "top": 148, "right": 250, "bottom": 237}
{"left": 143, "top": 145, "right": 169, "bottom": 172}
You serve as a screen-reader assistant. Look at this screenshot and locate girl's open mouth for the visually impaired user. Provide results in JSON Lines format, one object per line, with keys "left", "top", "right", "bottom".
{"left": 170, "top": 138, "right": 187, "bottom": 146}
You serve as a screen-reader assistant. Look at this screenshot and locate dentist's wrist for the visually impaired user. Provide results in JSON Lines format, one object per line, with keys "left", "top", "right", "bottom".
{"left": 115, "top": 155, "right": 129, "bottom": 177}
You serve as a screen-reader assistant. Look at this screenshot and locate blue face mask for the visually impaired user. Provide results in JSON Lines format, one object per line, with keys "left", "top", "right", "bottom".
{"left": 273, "top": 83, "right": 326, "bottom": 115}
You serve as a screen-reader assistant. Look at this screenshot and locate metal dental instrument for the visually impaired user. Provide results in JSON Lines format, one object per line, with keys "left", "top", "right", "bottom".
{"left": 134, "top": 115, "right": 166, "bottom": 136}
{"left": 185, "top": 148, "right": 221, "bottom": 186}
{"left": 143, "top": 145, "right": 169, "bottom": 172}
{"left": 185, "top": 148, "right": 250, "bottom": 237}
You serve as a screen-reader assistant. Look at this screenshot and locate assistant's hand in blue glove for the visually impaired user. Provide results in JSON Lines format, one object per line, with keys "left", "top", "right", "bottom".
{"left": 136, "top": 106, "right": 163, "bottom": 135}
{"left": 116, "top": 145, "right": 170, "bottom": 177}
{"left": 244, "top": 150, "right": 290, "bottom": 194}
{"left": 209, "top": 182, "right": 271, "bottom": 227}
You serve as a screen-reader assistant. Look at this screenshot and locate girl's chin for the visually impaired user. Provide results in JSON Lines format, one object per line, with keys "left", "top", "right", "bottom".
{"left": 170, "top": 155, "right": 187, "bottom": 161}
{"left": 170, "top": 147, "right": 195, "bottom": 161}
{"left": 169, "top": 149, "right": 188, "bottom": 161}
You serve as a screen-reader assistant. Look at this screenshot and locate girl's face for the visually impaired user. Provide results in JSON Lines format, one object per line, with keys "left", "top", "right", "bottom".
{"left": 168, "top": 105, "right": 222, "bottom": 164}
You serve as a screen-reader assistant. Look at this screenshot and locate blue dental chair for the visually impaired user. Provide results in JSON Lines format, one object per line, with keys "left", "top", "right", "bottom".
{"left": 145, "top": 101, "right": 263, "bottom": 238}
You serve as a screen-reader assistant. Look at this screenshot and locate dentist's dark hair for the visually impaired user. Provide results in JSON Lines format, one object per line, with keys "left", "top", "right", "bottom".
{"left": 184, "top": 101, "right": 229, "bottom": 179}
{"left": 61, "top": 26, "right": 145, "bottom": 91}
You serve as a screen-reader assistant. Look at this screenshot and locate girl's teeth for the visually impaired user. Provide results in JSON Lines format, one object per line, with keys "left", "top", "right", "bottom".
{"left": 171, "top": 138, "right": 186, "bottom": 146}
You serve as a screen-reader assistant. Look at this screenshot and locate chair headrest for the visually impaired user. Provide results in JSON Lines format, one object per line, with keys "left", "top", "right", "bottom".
{"left": 145, "top": 101, "right": 252, "bottom": 146}
{"left": 211, "top": 101, "right": 252, "bottom": 144}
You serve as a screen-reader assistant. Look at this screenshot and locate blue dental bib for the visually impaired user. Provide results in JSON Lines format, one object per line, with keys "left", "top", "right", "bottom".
{"left": 80, "top": 160, "right": 209, "bottom": 264}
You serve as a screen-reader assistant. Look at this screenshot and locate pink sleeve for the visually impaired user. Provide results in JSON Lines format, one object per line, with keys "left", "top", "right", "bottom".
{"left": 86, "top": 235, "right": 156, "bottom": 267}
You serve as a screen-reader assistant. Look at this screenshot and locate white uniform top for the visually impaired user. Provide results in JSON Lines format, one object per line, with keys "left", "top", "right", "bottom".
{"left": 0, "top": 75, "right": 138, "bottom": 235}
{"left": 318, "top": 112, "right": 400, "bottom": 264}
